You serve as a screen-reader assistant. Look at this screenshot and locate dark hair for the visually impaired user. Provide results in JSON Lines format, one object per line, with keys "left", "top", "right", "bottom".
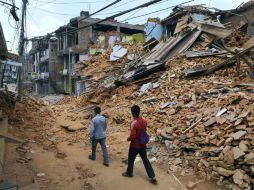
{"left": 94, "top": 106, "right": 101, "bottom": 114}
{"left": 131, "top": 105, "right": 140, "bottom": 117}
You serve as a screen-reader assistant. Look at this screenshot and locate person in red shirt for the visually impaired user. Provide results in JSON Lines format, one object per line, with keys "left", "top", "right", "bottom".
{"left": 122, "top": 105, "right": 157, "bottom": 185}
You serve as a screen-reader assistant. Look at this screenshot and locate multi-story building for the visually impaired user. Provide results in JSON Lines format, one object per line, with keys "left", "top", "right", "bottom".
{"left": 29, "top": 11, "right": 144, "bottom": 95}
{"left": 29, "top": 36, "right": 53, "bottom": 94}
{"left": 0, "top": 23, "right": 22, "bottom": 87}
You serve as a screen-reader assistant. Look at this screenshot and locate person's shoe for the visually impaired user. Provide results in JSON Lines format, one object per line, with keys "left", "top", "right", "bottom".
{"left": 88, "top": 155, "right": 95, "bottom": 160}
{"left": 122, "top": 172, "right": 133, "bottom": 177}
{"left": 103, "top": 163, "right": 109, "bottom": 167}
{"left": 150, "top": 178, "right": 158, "bottom": 185}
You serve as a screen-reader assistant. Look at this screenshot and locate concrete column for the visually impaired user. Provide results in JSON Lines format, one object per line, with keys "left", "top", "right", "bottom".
{"left": 117, "top": 25, "right": 120, "bottom": 33}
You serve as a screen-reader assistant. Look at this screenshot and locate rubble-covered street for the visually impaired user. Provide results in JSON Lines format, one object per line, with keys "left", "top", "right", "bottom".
{"left": 1, "top": 0, "right": 254, "bottom": 190}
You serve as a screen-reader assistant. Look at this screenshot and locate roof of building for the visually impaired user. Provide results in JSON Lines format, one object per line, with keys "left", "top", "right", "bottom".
{"left": 161, "top": 5, "right": 215, "bottom": 24}
{"left": 54, "top": 16, "right": 144, "bottom": 34}
{"left": 217, "top": 0, "right": 254, "bottom": 17}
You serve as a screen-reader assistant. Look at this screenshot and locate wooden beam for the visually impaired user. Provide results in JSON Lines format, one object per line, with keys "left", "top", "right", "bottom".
{"left": 0, "top": 133, "right": 25, "bottom": 144}
{"left": 182, "top": 118, "right": 202, "bottom": 134}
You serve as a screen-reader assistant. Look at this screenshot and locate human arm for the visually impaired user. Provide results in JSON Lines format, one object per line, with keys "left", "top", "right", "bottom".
{"left": 127, "top": 121, "right": 137, "bottom": 141}
{"left": 105, "top": 118, "right": 107, "bottom": 130}
{"left": 90, "top": 120, "right": 95, "bottom": 143}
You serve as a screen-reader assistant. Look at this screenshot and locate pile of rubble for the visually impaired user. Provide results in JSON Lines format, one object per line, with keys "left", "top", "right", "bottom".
{"left": 9, "top": 96, "right": 88, "bottom": 152}
{"left": 70, "top": 6, "right": 254, "bottom": 188}
{"left": 139, "top": 58, "right": 254, "bottom": 189}
{"left": 0, "top": 87, "right": 15, "bottom": 115}
{"left": 6, "top": 2, "right": 254, "bottom": 189}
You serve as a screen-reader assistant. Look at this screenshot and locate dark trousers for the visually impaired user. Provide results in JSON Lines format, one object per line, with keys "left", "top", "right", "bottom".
{"left": 91, "top": 138, "right": 109, "bottom": 164}
{"left": 126, "top": 146, "right": 155, "bottom": 178}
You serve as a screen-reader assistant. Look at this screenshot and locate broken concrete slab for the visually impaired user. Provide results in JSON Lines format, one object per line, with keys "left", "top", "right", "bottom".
{"left": 244, "top": 152, "right": 254, "bottom": 165}
{"left": 215, "top": 167, "right": 234, "bottom": 177}
{"left": 238, "top": 111, "right": 250, "bottom": 118}
{"left": 204, "top": 117, "right": 216, "bottom": 127}
{"left": 223, "top": 146, "right": 234, "bottom": 164}
{"left": 239, "top": 141, "right": 248, "bottom": 152}
{"left": 233, "top": 169, "right": 245, "bottom": 186}
{"left": 231, "top": 131, "right": 247, "bottom": 140}
{"left": 65, "top": 123, "right": 87, "bottom": 132}
{"left": 232, "top": 147, "right": 245, "bottom": 160}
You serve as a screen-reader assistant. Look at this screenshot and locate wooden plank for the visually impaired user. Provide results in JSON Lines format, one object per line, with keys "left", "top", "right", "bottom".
{"left": 205, "top": 42, "right": 254, "bottom": 75}
{"left": 242, "top": 55, "right": 254, "bottom": 71}
{"left": 200, "top": 23, "right": 233, "bottom": 38}
{"left": 174, "top": 15, "right": 189, "bottom": 34}
{"left": 242, "top": 37, "right": 254, "bottom": 49}
{"left": 182, "top": 118, "right": 203, "bottom": 134}
{"left": 0, "top": 133, "right": 25, "bottom": 144}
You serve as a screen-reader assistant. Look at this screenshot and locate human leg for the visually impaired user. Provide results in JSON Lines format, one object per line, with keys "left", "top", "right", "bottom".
{"left": 139, "top": 147, "right": 155, "bottom": 179}
{"left": 90, "top": 138, "right": 98, "bottom": 160}
{"left": 99, "top": 138, "right": 109, "bottom": 165}
{"left": 124, "top": 147, "right": 138, "bottom": 176}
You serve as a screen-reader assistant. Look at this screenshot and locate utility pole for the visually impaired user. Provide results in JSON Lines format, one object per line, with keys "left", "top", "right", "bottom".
{"left": 17, "top": 0, "right": 28, "bottom": 101}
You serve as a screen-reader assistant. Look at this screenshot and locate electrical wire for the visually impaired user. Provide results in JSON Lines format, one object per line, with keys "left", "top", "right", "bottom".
{"left": 208, "top": 0, "right": 212, "bottom": 8}
{"left": 104, "top": 0, "right": 137, "bottom": 12}
{"left": 121, "top": 7, "right": 142, "bottom": 21}
{"left": 26, "top": 9, "right": 44, "bottom": 39}
{"left": 28, "top": 0, "right": 112, "bottom": 9}
{"left": 51, "top": 0, "right": 162, "bottom": 37}
{"left": 28, "top": 0, "right": 192, "bottom": 41}
{"left": 34, "top": 0, "right": 110, "bottom": 4}
{"left": 34, "top": 7, "right": 77, "bottom": 16}
{"left": 98, "top": 0, "right": 170, "bottom": 16}
{"left": 79, "top": 0, "right": 122, "bottom": 22}
{"left": 120, "top": 0, "right": 195, "bottom": 22}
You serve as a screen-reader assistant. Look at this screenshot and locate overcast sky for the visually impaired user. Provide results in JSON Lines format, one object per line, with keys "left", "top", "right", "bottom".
{"left": 0, "top": 0, "right": 250, "bottom": 53}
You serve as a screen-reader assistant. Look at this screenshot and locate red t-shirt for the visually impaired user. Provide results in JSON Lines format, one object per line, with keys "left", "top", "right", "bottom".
{"left": 127, "top": 116, "right": 147, "bottom": 149}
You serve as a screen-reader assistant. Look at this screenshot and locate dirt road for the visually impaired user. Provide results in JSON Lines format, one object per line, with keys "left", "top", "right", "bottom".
{"left": 30, "top": 142, "right": 180, "bottom": 190}
{"left": 27, "top": 132, "right": 220, "bottom": 190}
{"left": 4, "top": 100, "right": 222, "bottom": 190}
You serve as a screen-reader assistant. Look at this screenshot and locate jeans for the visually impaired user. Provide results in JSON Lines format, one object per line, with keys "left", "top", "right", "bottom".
{"left": 126, "top": 146, "right": 155, "bottom": 178}
{"left": 91, "top": 137, "right": 109, "bottom": 164}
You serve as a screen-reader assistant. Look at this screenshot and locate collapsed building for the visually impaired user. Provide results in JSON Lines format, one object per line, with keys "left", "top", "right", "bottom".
{"left": 1, "top": 2, "right": 254, "bottom": 190}
{"left": 71, "top": 3, "right": 254, "bottom": 189}
{"left": 219, "top": 0, "right": 254, "bottom": 36}
{"left": 29, "top": 11, "right": 143, "bottom": 95}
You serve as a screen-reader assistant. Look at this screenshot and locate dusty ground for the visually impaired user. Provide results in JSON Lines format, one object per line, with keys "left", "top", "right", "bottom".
{"left": 4, "top": 139, "right": 221, "bottom": 190}
{"left": 4, "top": 105, "right": 222, "bottom": 190}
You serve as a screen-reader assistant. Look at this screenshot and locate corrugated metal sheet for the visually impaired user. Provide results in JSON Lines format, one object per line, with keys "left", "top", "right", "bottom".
{"left": 144, "top": 30, "right": 201, "bottom": 63}
{"left": 166, "top": 30, "right": 201, "bottom": 58}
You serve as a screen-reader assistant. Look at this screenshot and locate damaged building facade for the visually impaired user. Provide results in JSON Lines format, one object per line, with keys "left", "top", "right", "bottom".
{"left": 29, "top": 11, "right": 143, "bottom": 95}
{"left": 219, "top": 0, "right": 254, "bottom": 36}
{"left": 29, "top": 36, "right": 52, "bottom": 94}
{"left": 0, "top": 22, "right": 22, "bottom": 88}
